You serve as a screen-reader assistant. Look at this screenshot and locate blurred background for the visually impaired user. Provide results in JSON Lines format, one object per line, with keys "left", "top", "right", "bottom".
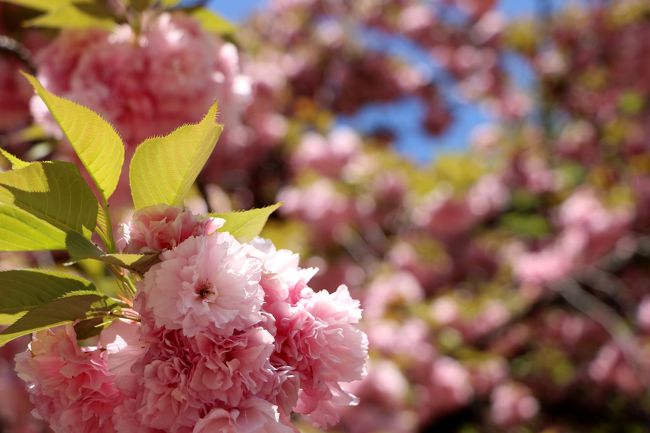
{"left": 1, "top": 0, "right": 650, "bottom": 432}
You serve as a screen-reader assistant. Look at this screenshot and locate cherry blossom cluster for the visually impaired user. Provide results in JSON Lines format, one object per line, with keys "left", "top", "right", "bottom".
{"left": 15, "top": 205, "right": 368, "bottom": 433}
{"left": 31, "top": 13, "right": 248, "bottom": 147}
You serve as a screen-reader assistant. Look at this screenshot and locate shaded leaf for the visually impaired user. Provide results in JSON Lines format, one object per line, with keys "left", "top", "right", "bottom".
{"left": 0, "top": 161, "right": 98, "bottom": 239}
{"left": 66, "top": 231, "right": 158, "bottom": 273}
{"left": 0, "top": 293, "right": 119, "bottom": 347}
{"left": 500, "top": 213, "right": 551, "bottom": 240}
{"left": 0, "top": 269, "right": 96, "bottom": 324}
{"left": 74, "top": 317, "right": 110, "bottom": 340}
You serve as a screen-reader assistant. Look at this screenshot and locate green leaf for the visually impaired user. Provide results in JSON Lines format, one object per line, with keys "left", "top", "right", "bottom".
{"left": 74, "top": 317, "right": 110, "bottom": 340}
{"left": 0, "top": 269, "right": 96, "bottom": 324}
{"left": 24, "top": 73, "right": 124, "bottom": 201}
{"left": 500, "top": 213, "right": 551, "bottom": 240}
{"left": 127, "top": 0, "right": 150, "bottom": 12}
{"left": 66, "top": 231, "right": 158, "bottom": 273}
{"left": 0, "top": 148, "right": 29, "bottom": 169}
{"left": 187, "top": 8, "right": 236, "bottom": 37}
{"left": 0, "top": 161, "right": 98, "bottom": 239}
{"left": 0, "top": 204, "right": 68, "bottom": 250}
{"left": 25, "top": 3, "right": 115, "bottom": 29}
{"left": 130, "top": 103, "right": 222, "bottom": 209}
{"left": 0, "top": 0, "right": 74, "bottom": 11}
{"left": 214, "top": 203, "right": 282, "bottom": 242}
{"left": 0, "top": 293, "right": 119, "bottom": 347}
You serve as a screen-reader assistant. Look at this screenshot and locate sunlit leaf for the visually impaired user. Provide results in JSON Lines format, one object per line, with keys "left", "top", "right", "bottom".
{"left": 0, "top": 148, "right": 29, "bottom": 169}
{"left": 130, "top": 103, "right": 222, "bottom": 209}
{"left": 0, "top": 0, "right": 74, "bottom": 12}
{"left": 25, "top": 3, "right": 115, "bottom": 29}
{"left": 0, "top": 204, "right": 67, "bottom": 251}
{"left": 213, "top": 203, "right": 282, "bottom": 242}
{"left": 187, "top": 8, "right": 236, "bottom": 37}
{"left": 24, "top": 73, "right": 124, "bottom": 201}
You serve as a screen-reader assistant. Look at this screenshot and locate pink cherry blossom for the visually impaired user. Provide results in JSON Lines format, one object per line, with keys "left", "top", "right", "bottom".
{"left": 245, "top": 237, "right": 318, "bottom": 304}
{"left": 118, "top": 205, "right": 223, "bottom": 253}
{"left": 291, "top": 128, "right": 362, "bottom": 177}
{"left": 489, "top": 383, "right": 539, "bottom": 428}
{"left": 33, "top": 13, "right": 247, "bottom": 147}
{"left": 14, "top": 326, "right": 121, "bottom": 433}
{"left": 137, "top": 233, "right": 264, "bottom": 337}
{"left": 267, "top": 285, "right": 368, "bottom": 427}
{"left": 193, "top": 398, "right": 295, "bottom": 433}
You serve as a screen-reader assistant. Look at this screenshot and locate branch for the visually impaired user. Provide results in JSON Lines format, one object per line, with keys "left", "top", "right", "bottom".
{"left": 0, "top": 35, "right": 36, "bottom": 73}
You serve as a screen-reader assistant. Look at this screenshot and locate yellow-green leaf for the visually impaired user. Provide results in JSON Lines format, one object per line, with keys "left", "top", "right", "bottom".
{"left": 188, "top": 8, "right": 236, "bottom": 37}
{"left": 213, "top": 203, "right": 281, "bottom": 242}
{"left": 0, "top": 204, "right": 67, "bottom": 250}
{"left": 0, "top": 161, "right": 98, "bottom": 239}
{"left": 25, "top": 3, "right": 115, "bottom": 29}
{"left": 130, "top": 103, "right": 222, "bottom": 209}
{"left": 0, "top": 147, "right": 29, "bottom": 169}
{"left": 24, "top": 73, "right": 124, "bottom": 201}
{"left": 0, "top": 0, "right": 74, "bottom": 12}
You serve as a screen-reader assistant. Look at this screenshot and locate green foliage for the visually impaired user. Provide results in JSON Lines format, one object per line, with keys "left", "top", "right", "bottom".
{"left": 187, "top": 8, "right": 237, "bottom": 37}
{"left": 0, "top": 205, "right": 71, "bottom": 251}
{"left": 214, "top": 203, "right": 282, "bottom": 242}
{"left": 130, "top": 103, "right": 222, "bottom": 209}
{"left": 25, "top": 3, "right": 115, "bottom": 29}
{"left": 25, "top": 73, "right": 125, "bottom": 202}
{"left": 0, "top": 73, "right": 272, "bottom": 350}
{"left": 1, "top": 0, "right": 116, "bottom": 29}
{"left": 500, "top": 213, "right": 551, "bottom": 240}
{"left": 618, "top": 90, "right": 645, "bottom": 115}
{"left": 0, "top": 162, "right": 98, "bottom": 236}
{"left": 0, "top": 0, "right": 73, "bottom": 12}
{"left": 66, "top": 231, "right": 158, "bottom": 273}
{"left": 0, "top": 148, "right": 29, "bottom": 169}
{"left": 0, "top": 269, "right": 96, "bottom": 324}
{"left": 0, "top": 161, "right": 98, "bottom": 250}
{"left": 0, "top": 293, "right": 121, "bottom": 347}
{"left": 73, "top": 317, "right": 110, "bottom": 340}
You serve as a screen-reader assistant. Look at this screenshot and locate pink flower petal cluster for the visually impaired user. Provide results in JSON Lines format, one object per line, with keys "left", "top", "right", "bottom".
{"left": 137, "top": 233, "right": 265, "bottom": 337}
{"left": 14, "top": 326, "right": 121, "bottom": 433}
{"left": 32, "top": 13, "right": 248, "bottom": 147}
{"left": 16, "top": 206, "right": 368, "bottom": 433}
{"left": 118, "top": 205, "right": 223, "bottom": 253}
{"left": 512, "top": 188, "right": 631, "bottom": 286}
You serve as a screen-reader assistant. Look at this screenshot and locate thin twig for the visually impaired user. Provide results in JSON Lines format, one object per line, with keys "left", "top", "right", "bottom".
{"left": 0, "top": 35, "right": 36, "bottom": 73}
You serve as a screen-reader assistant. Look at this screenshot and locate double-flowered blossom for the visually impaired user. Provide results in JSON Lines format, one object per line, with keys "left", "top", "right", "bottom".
{"left": 32, "top": 13, "right": 249, "bottom": 147}
{"left": 15, "top": 327, "right": 121, "bottom": 433}
{"left": 15, "top": 205, "right": 368, "bottom": 433}
{"left": 118, "top": 205, "right": 223, "bottom": 254}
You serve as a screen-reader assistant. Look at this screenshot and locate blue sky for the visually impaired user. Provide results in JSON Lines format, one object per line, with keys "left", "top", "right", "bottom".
{"left": 210, "top": 0, "right": 567, "bottom": 163}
